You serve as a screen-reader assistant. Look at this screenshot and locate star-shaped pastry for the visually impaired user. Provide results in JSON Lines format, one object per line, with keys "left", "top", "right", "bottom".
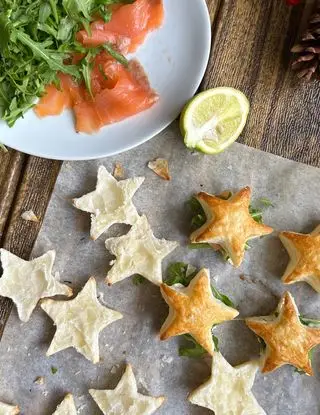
{"left": 279, "top": 225, "right": 320, "bottom": 292}
{"left": 190, "top": 187, "right": 273, "bottom": 267}
{"left": 73, "top": 166, "right": 144, "bottom": 240}
{"left": 53, "top": 394, "right": 77, "bottom": 415}
{"left": 159, "top": 269, "right": 239, "bottom": 355}
{"left": 105, "top": 215, "right": 178, "bottom": 286}
{"left": 89, "top": 364, "right": 165, "bottom": 415}
{"left": 188, "top": 352, "right": 266, "bottom": 415}
{"left": 0, "top": 249, "right": 72, "bottom": 322}
{"left": 41, "top": 277, "right": 123, "bottom": 363}
{"left": 246, "top": 291, "right": 320, "bottom": 375}
{"left": 0, "top": 401, "right": 19, "bottom": 415}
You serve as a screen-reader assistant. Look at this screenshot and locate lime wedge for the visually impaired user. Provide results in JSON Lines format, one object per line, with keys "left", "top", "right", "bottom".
{"left": 180, "top": 87, "right": 250, "bottom": 154}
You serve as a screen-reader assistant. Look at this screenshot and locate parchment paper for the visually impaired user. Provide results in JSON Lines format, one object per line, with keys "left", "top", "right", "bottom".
{"left": 1, "top": 123, "right": 320, "bottom": 415}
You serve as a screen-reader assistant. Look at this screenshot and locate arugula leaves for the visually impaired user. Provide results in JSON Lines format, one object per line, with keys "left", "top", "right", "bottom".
{"left": 132, "top": 274, "right": 146, "bottom": 286}
{"left": 165, "top": 262, "right": 235, "bottom": 306}
{"left": 15, "top": 31, "right": 79, "bottom": 76}
{"left": 0, "top": 12, "right": 10, "bottom": 53}
{"left": 165, "top": 262, "right": 197, "bottom": 286}
{"left": 295, "top": 316, "right": 319, "bottom": 375}
{"left": 188, "top": 242, "right": 211, "bottom": 249}
{"left": 259, "top": 197, "right": 274, "bottom": 207}
{"left": 51, "top": 366, "right": 58, "bottom": 374}
{"left": 165, "top": 262, "right": 236, "bottom": 358}
{"left": 249, "top": 197, "right": 273, "bottom": 224}
{"left": 179, "top": 333, "right": 219, "bottom": 358}
{"left": 104, "top": 43, "right": 128, "bottom": 66}
{"left": 63, "top": 0, "right": 94, "bottom": 21}
{"left": 0, "top": 0, "right": 133, "bottom": 126}
{"left": 211, "top": 284, "right": 235, "bottom": 308}
{"left": 300, "top": 317, "right": 320, "bottom": 328}
{"left": 0, "top": 143, "right": 7, "bottom": 152}
{"left": 80, "top": 48, "right": 96, "bottom": 97}
{"left": 187, "top": 197, "right": 206, "bottom": 230}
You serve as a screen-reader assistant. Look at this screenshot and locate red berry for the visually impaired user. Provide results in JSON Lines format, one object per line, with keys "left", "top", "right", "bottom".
{"left": 286, "top": 0, "right": 301, "bottom": 5}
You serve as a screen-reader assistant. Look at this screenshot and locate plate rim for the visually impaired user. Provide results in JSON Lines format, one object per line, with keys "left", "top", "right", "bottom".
{"left": 1, "top": 0, "right": 212, "bottom": 161}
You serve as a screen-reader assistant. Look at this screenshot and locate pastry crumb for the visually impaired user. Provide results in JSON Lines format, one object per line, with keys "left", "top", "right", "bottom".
{"left": 161, "top": 355, "right": 173, "bottom": 364}
{"left": 148, "top": 158, "right": 171, "bottom": 181}
{"left": 34, "top": 376, "right": 45, "bottom": 385}
{"left": 21, "top": 210, "right": 39, "bottom": 222}
{"left": 113, "top": 162, "right": 125, "bottom": 179}
{"left": 110, "top": 365, "right": 118, "bottom": 374}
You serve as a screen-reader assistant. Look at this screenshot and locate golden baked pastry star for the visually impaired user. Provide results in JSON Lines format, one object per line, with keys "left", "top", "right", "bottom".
{"left": 190, "top": 187, "right": 273, "bottom": 267}
{"left": 279, "top": 225, "right": 320, "bottom": 292}
{"left": 246, "top": 292, "right": 320, "bottom": 375}
{"left": 160, "top": 269, "right": 239, "bottom": 355}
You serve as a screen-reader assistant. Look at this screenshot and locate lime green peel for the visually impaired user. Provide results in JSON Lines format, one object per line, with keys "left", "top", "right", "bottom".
{"left": 180, "top": 87, "right": 250, "bottom": 155}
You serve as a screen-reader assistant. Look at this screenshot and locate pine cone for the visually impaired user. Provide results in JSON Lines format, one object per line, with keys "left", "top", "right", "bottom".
{"left": 291, "top": 2, "right": 320, "bottom": 81}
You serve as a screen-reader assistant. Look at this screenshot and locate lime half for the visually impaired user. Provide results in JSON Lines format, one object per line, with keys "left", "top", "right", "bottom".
{"left": 180, "top": 87, "right": 250, "bottom": 154}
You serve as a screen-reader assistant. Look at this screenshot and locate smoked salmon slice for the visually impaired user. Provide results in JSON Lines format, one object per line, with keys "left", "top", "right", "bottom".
{"left": 78, "top": 0, "right": 164, "bottom": 53}
{"left": 34, "top": 84, "right": 68, "bottom": 117}
{"left": 74, "top": 101, "right": 103, "bottom": 134}
{"left": 35, "top": 55, "right": 158, "bottom": 134}
{"left": 35, "top": 74, "right": 81, "bottom": 117}
{"left": 92, "top": 60, "right": 158, "bottom": 126}
{"left": 35, "top": 0, "right": 162, "bottom": 134}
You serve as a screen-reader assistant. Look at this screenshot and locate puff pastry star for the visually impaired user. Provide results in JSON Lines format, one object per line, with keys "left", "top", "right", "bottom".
{"left": 53, "top": 394, "right": 77, "bottom": 415}
{"left": 0, "top": 249, "right": 72, "bottom": 322}
{"left": 89, "top": 364, "right": 165, "bottom": 415}
{"left": 73, "top": 166, "right": 144, "bottom": 240}
{"left": 41, "top": 277, "right": 123, "bottom": 363}
{"left": 189, "top": 352, "right": 266, "bottom": 415}
{"left": 246, "top": 291, "right": 320, "bottom": 375}
{"left": 159, "top": 269, "right": 239, "bottom": 355}
{"left": 190, "top": 187, "right": 273, "bottom": 267}
{"left": 105, "top": 215, "right": 178, "bottom": 286}
{"left": 279, "top": 225, "right": 320, "bottom": 292}
{"left": 0, "top": 401, "right": 19, "bottom": 415}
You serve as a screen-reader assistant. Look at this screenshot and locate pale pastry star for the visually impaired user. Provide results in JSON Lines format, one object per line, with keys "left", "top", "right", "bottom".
{"left": 73, "top": 166, "right": 144, "bottom": 240}
{"left": 41, "top": 277, "right": 123, "bottom": 363}
{"left": 0, "top": 401, "right": 20, "bottom": 415}
{"left": 0, "top": 249, "right": 72, "bottom": 322}
{"left": 52, "top": 394, "right": 77, "bottom": 415}
{"left": 105, "top": 215, "right": 178, "bottom": 286}
{"left": 188, "top": 352, "right": 266, "bottom": 415}
{"left": 190, "top": 187, "right": 273, "bottom": 267}
{"left": 160, "top": 269, "right": 239, "bottom": 355}
{"left": 279, "top": 225, "right": 320, "bottom": 292}
{"left": 89, "top": 364, "right": 165, "bottom": 415}
{"left": 246, "top": 292, "right": 320, "bottom": 375}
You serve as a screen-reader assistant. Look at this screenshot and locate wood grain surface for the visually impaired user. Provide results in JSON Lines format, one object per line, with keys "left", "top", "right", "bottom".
{"left": 203, "top": 0, "right": 320, "bottom": 167}
{"left": 0, "top": 150, "right": 25, "bottom": 242}
{"left": 0, "top": 0, "right": 319, "bottom": 338}
{"left": 0, "top": 155, "right": 61, "bottom": 339}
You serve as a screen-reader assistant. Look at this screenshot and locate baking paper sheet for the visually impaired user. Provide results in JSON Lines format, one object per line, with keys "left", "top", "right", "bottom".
{"left": 1, "top": 123, "right": 320, "bottom": 414}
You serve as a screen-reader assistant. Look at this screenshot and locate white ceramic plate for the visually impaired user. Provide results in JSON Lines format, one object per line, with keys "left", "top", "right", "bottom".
{"left": 0, "top": 0, "right": 211, "bottom": 160}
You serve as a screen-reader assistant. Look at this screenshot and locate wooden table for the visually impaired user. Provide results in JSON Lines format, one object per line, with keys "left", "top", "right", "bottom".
{"left": 0, "top": 0, "right": 319, "bottom": 339}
